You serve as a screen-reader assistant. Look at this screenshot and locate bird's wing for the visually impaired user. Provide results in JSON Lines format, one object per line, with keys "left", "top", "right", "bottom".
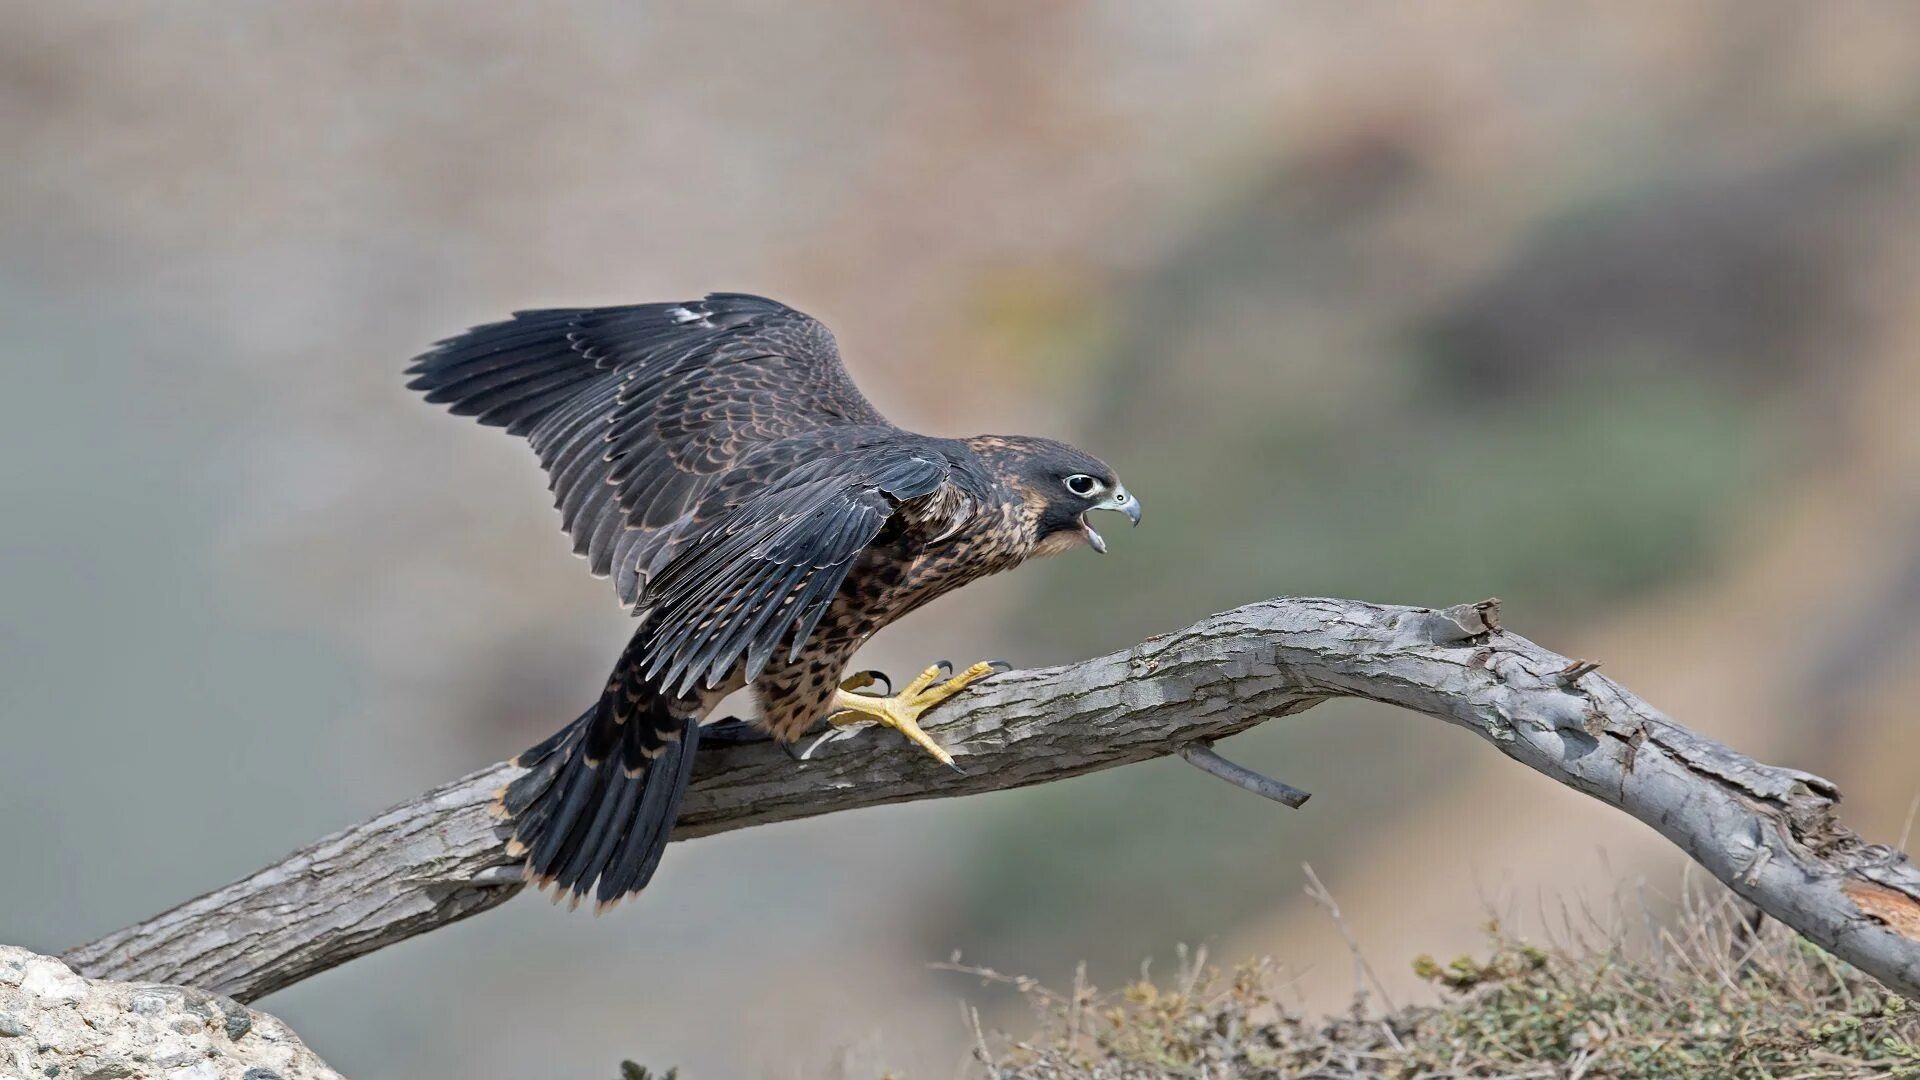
{"left": 405, "top": 293, "right": 896, "bottom": 604}
{"left": 632, "top": 441, "right": 978, "bottom": 696}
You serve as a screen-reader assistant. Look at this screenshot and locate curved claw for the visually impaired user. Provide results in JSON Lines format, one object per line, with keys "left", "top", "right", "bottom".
{"left": 840, "top": 669, "right": 893, "bottom": 696}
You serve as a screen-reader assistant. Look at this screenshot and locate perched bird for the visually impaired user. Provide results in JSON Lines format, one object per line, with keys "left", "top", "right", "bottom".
{"left": 406, "top": 293, "right": 1140, "bottom": 909}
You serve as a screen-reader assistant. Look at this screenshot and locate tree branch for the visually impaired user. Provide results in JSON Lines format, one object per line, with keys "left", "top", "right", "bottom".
{"left": 1180, "top": 742, "right": 1313, "bottom": 808}
{"left": 62, "top": 597, "right": 1920, "bottom": 1003}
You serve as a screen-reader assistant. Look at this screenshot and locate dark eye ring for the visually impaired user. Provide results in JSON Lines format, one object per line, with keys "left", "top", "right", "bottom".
{"left": 1065, "top": 474, "right": 1101, "bottom": 497}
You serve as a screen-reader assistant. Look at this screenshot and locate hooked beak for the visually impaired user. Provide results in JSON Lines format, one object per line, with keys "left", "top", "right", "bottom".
{"left": 1081, "top": 486, "right": 1142, "bottom": 555}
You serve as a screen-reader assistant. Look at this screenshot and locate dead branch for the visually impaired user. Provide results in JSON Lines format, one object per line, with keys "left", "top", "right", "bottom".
{"left": 62, "top": 596, "right": 1920, "bottom": 1003}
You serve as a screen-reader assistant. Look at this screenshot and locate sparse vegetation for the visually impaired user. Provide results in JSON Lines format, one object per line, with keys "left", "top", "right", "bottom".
{"left": 954, "top": 892, "right": 1920, "bottom": 1079}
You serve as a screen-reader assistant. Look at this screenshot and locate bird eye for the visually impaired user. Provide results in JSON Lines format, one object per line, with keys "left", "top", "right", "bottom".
{"left": 1064, "top": 474, "right": 1102, "bottom": 497}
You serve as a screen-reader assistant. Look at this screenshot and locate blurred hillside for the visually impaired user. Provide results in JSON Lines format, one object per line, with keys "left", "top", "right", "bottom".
{"left": 4, "top": 3, "right": 1920, "bottom": 1077}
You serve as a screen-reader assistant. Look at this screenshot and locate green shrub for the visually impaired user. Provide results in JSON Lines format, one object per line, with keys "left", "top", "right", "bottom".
{"left": 960, "top": 899, "right": 1918, "bottom": 1078}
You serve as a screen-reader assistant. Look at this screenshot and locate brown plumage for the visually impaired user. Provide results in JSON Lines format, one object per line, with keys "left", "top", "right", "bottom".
{"left": 407, "top": 293, "right": 1139, "bottom": 908}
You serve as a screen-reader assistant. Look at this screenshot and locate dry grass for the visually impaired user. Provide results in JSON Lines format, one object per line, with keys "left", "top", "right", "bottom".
{"left": 953, "top": 887, "right": 1920, "bottom": 1079}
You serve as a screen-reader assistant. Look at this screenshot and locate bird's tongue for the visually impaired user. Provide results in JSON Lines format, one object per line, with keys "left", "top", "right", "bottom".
{"left": 1082, "top": 518, "right": 1108, "bottom": 554}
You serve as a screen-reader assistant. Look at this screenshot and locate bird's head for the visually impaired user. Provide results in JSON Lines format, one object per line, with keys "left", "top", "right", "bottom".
{"left": 971, "top": 436, "right": 1141, "bottom": 557}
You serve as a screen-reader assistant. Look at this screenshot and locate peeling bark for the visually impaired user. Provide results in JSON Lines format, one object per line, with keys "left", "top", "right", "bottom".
{"left": 63, "top": 597, "right": 1920, "bottom": 1003}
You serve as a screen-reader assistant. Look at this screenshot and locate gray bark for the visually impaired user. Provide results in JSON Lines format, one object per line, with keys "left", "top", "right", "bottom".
{"left": 63, "top": 597, "right": 1920, "bottom": 1003}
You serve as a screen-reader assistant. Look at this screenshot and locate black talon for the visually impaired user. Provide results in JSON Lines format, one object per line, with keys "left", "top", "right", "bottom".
{"left": 986, "top": 659, "right": 1014, "bottom": 674}
{"left": 933, "top": 660, "right": 954, "bottom": 678}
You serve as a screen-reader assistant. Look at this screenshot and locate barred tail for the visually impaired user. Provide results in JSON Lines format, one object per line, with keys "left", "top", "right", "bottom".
{"left": 496, "top": 660, "right": 701, "bottom": 911}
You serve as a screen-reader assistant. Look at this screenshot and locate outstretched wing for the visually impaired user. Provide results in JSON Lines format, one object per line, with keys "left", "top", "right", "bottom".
{"left": 410, "top": 293, "right": 996, "bottom": 691}
{"left": 405, "top": 293, "right": 894, "bottom": 603}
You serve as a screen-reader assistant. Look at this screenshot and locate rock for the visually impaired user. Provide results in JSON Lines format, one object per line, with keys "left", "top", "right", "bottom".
{"left": 19, "top": 958, "right": 89, "bottom": 1005}
{"left": 0, "top": 945, "right": 344, "bottom": 1080}
{"left": 218, "top": 1006, "right": 252, "bottom": 1044}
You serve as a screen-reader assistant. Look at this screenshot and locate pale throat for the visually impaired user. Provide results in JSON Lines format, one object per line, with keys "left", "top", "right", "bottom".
{"left": 1030, "top": 528, "right": 1089, "bottom": 559}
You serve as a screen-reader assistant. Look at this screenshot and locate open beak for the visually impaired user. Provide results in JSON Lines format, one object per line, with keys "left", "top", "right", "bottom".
{"left": 1081, "top": 487, "right": 1142, "bottom": 555}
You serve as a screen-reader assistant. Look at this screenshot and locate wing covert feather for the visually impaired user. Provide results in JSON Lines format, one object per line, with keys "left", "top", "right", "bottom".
{"left": 634, "top": 448, "right": 956, "bottom": 696}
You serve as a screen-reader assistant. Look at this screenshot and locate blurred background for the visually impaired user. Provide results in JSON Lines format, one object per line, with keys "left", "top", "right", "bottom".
{"left": 5, "top": 2, "right": 1920, "bottom": 1076}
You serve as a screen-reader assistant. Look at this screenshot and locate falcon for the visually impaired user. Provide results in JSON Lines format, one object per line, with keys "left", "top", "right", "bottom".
{"left": 406, "top": 293, "right": 1140, "bottom": 909}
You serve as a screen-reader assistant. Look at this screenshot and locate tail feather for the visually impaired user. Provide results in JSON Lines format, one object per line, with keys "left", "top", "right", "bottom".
{"left": 498, "top": 687, "right": 701, "bottom": 910}
{"left": 524, "top": 732, "right": 607, "bottom": 875}
{"left": 599, "top": 726, "right": 701, "bottom": 903}
{"left": 498, "top": 720, "right": 575, "bottom": 822}
{"left": 552, "top": 756, "right": 643, "bottom": 895}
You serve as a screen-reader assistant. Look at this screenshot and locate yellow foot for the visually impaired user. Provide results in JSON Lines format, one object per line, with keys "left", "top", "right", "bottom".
{"left": 822, "top": 661, "right": 1006, "bottom": 768}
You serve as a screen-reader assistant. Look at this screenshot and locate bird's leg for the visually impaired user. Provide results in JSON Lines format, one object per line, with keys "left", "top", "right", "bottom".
{"left": 824, "top": 660, "right": 1006, "bottom": 768}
